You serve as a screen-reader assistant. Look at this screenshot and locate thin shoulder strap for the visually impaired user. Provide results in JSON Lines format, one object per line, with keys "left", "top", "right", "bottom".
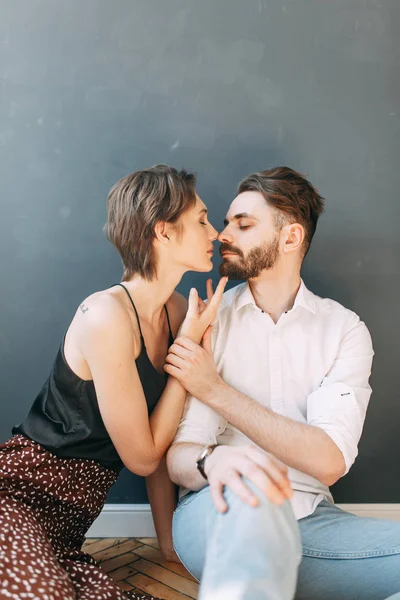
{"left": 113, "top": 283, "right": 144, "bottom": 342}
{"left": 164, "top": 304, "right": 173, "bottom": 340}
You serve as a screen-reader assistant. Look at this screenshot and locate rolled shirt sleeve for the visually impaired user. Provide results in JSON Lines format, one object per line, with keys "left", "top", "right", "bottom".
{"left": 173, "top": 394, "right": 226, "bottom": 446}
{"left": 307, "top": 315, "right": 374, "bottom": 474}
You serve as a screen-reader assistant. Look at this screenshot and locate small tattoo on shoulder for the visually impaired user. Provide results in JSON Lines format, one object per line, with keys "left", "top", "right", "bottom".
{"left": 80, "top": 303, "right": 89, "bottom": 314}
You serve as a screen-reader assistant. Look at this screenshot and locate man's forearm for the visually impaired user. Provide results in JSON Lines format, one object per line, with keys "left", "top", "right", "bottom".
{"left": 166, "top": 442, "right": 209, "bottom": 491}
{"left": 202, "top": 380, "right": 345, "bottom": 486}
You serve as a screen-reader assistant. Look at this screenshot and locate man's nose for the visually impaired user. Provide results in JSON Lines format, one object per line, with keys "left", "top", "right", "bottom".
{"left": 218, "top": 227, "right": 233, "bottom": 244}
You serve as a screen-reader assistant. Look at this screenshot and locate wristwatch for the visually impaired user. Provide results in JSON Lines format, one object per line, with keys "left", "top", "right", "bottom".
{"left": 196, "top": 445, "right": 217, "bottom": 480}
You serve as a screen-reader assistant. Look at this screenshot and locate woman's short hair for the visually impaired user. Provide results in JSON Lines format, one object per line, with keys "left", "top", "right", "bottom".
{"left": 104, "top": 165, "right": 197, "bottom": 280}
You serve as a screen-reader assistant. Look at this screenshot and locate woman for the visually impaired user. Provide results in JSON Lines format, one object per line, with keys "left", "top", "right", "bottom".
{"left": 0, "top": 165, "right": 227, "bottom": 600}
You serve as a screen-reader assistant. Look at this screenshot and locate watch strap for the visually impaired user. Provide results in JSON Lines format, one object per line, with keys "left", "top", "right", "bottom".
{"left": 196, "top": 444, "right": 217, "bottom": 480}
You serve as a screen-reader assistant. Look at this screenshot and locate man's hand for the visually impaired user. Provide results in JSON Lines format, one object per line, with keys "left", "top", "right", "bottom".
{"left": 203, "top": 445, "right": 293, "bottom": 513}
{"left": 164, "top": 334, "right": 222, "bottom": 400}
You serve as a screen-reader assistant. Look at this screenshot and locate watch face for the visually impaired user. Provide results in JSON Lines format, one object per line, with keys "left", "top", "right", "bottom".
{"left": 196, "top": 445, "right": 216, "bottom": 480}
{"left": 197, "top": 445, "right": 216, "bottom": 464}
{"left": 197, "top": 447, "right": 209, "bottom": 462}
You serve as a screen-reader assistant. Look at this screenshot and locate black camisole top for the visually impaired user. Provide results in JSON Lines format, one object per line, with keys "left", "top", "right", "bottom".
{"left": 12, "top": 284, "right": 174, "bottom": 472}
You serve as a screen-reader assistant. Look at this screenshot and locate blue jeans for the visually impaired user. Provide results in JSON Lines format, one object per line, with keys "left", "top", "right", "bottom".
{"left": 173, "top": 480, "right": 400, "bottom": 600}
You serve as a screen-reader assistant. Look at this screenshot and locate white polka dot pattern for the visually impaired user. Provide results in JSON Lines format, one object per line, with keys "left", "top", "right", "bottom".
{"left": 0, "top": 435, "right": 161, "bottom": 600}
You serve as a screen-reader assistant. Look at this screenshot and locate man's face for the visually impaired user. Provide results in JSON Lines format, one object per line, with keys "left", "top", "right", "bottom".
{"left": 218, "top": 191, "right": 281, "bottom": 280}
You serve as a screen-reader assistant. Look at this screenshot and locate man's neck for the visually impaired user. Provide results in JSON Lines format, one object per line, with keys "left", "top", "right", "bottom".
{"left": 248, "top": 268, "right": 302, "bottom": 324}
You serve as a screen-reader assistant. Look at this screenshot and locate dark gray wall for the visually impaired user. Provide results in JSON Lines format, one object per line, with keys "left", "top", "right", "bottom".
{"left": 0, "top": 0, "right": 399, "bottom": 503}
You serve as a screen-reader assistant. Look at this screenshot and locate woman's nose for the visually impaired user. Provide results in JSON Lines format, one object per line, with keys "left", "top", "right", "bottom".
{"left": 209, "top": 224, "right": 219, "bottom": 241}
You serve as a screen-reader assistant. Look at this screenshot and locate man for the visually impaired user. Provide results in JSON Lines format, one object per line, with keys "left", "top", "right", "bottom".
{"left": 165, "top": 167, "right": 400, "bottom": 600}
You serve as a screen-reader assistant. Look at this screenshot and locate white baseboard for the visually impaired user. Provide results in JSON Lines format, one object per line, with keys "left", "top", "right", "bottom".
{"left": 87, "top": 503, "right": 400, "bottom": 538}
{"left": 87, "top": 504, "right": 156, "bottom": 538}
{"left": 337, "top": 503, "right": 400, "bottom": 521}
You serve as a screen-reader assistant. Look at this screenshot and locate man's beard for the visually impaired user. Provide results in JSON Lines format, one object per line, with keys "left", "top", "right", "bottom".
{"left": 219, "top": 237, "right": 280, "bottom": 280}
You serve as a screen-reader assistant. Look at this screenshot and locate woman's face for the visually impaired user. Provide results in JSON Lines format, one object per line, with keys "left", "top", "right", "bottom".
{"left": 171, "top": 194, "right": 218, "bottom": 273}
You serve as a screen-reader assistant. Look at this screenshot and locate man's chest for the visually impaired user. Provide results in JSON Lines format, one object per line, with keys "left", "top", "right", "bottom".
{"left": 214, "top": 313, "right": 343, "bottom": 417}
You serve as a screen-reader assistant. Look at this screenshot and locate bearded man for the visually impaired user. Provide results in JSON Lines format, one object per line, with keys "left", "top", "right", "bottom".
{"left": 165, "top": 167, "right": 400, "bottom": 600}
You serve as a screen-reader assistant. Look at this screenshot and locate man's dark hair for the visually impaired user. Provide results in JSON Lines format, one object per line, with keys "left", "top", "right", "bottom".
{"left": 238, "top": 166, "right": 325, "bottom": 257}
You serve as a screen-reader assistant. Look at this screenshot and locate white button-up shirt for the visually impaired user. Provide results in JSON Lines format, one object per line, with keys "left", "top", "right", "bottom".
{"left": 174, "top": 280, "right": 374, "bottom": 520}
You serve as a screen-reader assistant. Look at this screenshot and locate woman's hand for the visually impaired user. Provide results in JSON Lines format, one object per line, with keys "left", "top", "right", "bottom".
{"left": 179, "top": 277, "right": 228, "bottom": 344}
{"left": 160, "top": 547, "right": 181, "bottom": 564}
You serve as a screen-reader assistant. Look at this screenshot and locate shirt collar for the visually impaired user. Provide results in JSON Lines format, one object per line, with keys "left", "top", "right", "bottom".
{"left": 292, "top": 279, "right": 317, "bottom": 314}
{"left": 235, "top": 279, "right": 317, "bottom": 314}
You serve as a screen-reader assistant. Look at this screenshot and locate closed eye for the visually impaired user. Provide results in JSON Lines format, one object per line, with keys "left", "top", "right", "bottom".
{"left": 239, "top": 225, "right": 250, "bottom": 230}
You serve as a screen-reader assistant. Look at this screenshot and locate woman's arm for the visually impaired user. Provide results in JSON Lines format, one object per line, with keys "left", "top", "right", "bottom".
{"left": 145, "top": 291, "right": 184, "bottom": 562}
{"left": 144, "top": 284, "right": 225, "bottom": 561}
{"left": 76, "top": 279, "right": 227, "bottom": 476}
{"left": 145, "top": 457, "right": 180, "bottom": 562}
{"left": 77, "top": 295, "right": 186, "bottom": 475}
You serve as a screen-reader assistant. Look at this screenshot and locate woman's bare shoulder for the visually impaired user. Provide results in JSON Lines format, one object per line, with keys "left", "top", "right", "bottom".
{"left": 75, "top": 288, "right": 128, "bottom": 323}
{"left": 70, "top": 287, "right": 138, "bottom": 352}
{"left": 64, "top": 288, "right": 138, "bottom": 378}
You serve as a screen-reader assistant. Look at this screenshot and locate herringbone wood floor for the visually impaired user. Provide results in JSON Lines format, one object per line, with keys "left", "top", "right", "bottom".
{"left": 83, "top": 537, "right": 198, "bottom": 600}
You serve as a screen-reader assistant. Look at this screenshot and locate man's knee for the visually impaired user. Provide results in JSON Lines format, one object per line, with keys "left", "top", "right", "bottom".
{"left": 222, "top": 477, "right": 301, "bottom": 559}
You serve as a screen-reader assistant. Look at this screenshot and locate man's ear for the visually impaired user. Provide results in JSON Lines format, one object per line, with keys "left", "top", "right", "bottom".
{"left": 282, "top": 223, "right": 305, "bottom": 254}
{"left": 154, "top": 221, "right": 173, "bottom": 244}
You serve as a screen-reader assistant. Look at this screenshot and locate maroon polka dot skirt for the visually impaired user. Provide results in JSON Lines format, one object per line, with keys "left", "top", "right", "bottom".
{"left": 0, "top": 435, "right": 162, "bottom": 600}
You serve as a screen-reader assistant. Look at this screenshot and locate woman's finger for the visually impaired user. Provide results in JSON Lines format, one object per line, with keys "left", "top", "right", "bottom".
{"left": 207, "top": 277, "right": 228, "bottom": 312}
{"left": 198, "top": 297, "right": 207, "bottom": 314}
{"left": 186, "top": 287, "right": 199, "bottom": 318}
{"left": 206, "top": 279, "right": 213, "bottom": 304}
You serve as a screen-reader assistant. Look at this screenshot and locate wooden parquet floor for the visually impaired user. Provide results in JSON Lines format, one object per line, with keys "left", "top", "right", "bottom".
{"left": 83, "top": 537, "right": 199, "bottom": 600}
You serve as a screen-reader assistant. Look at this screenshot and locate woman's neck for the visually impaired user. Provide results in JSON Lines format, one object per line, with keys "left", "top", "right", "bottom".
{"left": 121, "top": 269, "right": 183, "bottom": 326}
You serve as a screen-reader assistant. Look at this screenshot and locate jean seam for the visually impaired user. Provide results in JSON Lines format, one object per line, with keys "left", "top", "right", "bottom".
{"left": 302, "top": 548, "right": 400, "bottom": 559}
{"left": 172, "top": 533, "right": 200, "bottom": 582}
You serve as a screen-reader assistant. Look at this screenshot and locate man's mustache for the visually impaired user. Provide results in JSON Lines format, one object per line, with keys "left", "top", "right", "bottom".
{"left": 219, "top": 243, "right": 244, "bottom": 258}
